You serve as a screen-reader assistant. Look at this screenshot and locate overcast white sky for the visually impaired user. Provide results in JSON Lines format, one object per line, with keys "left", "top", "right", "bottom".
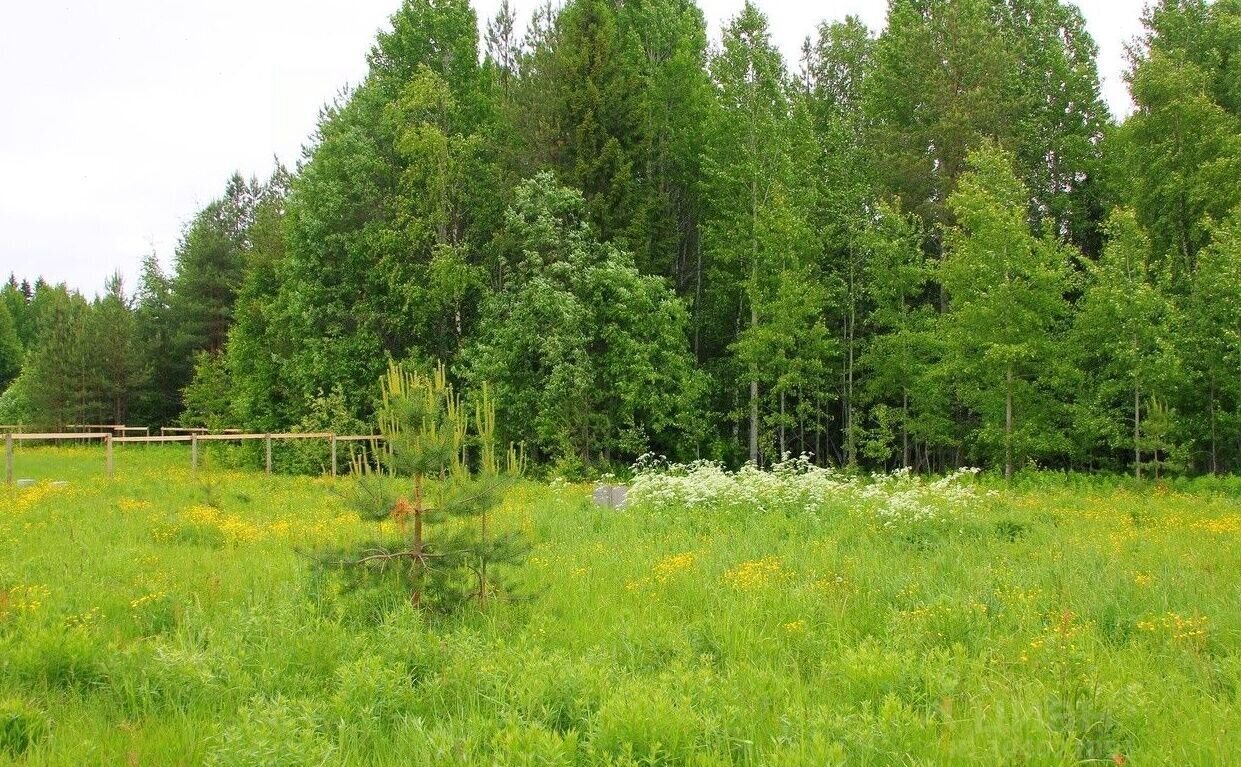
{"left": 0, "top": 0, "right": 1146, "bottom": 295}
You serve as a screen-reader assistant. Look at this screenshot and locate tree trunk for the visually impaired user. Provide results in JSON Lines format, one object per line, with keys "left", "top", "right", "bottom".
{"left": 779, "top": 390, "right": 786, "bottom": 459}
{"left": 1005, "top": 365, "right": 1014, "bottom": 480}
{"left": 1209, "top": 375, "right": 1218, "bottom": 474}
{"left": 749, "top": 293, "right": 759, "bottom": 465}
{"left": 693, "top": 237, "right": 703, "bottom": 362}
{"left": 902, "top": 388, "right": 910, "bottom": 469}
{"left": 845, "top": 248, "right": 856, "bottom": 466}
{"left": 1134, "top": 379, "right": 1142, "bottom": 481}
{"left": 749, "top": 373, "right": 759, "bottom": 464}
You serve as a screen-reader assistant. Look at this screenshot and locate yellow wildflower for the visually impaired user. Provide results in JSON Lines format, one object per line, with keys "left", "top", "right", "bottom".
{"left": 653, "top": 552, "right": 695, "bottom": 583}
{"left": 724, "top": 556, "right": 787, "bottom": 590}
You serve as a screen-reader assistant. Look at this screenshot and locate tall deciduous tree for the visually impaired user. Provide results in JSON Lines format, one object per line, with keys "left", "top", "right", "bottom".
{"left": 1073, "top": 209, "right": 1179, "bottom": 476}
{"left": 466, "top": 173, "right": 702, "bottom": 466}
{"left": 940, "top": 144, "right": 1075, "bottom": 477}
{"left": 1119, "top": 0, "right": 1241, "bottom": 284}
{"left": 801, "top": 16, "right": 876, "bottom": 465}
{"left": 261, "top": 0, "right": 495, "bottom": 421}
{"left": 1183, "top": 207, "right": 1241, "bottom": 472}
{"left": 860, "top": 202, "right": 934, "bottom": 469}
{"left": 703, "top": 2, "right": 816, "bottom": 464}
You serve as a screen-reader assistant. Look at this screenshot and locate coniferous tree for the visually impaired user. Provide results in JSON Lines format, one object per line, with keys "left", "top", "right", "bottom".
{"left": 227, "top": 166, "right": 293, "bottom": 432}
{"left": 87, "top": 274, "right": 143, "bottom": 425}
{"left": 0, "top": 299, "right": 21, "bottom": 391}
{"left": 22, "top": 286, "right": 90, "bottom": 429}
{"left": 170, "top": 174, "right": 255, "bottom": 373}
{"left": 131, "top": 254, "right": 180, "bottom": 427}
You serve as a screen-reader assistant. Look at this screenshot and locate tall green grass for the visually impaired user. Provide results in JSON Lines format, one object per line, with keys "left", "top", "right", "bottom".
{"left": 1, "top": 447, "right": 1238, "bottom": 765}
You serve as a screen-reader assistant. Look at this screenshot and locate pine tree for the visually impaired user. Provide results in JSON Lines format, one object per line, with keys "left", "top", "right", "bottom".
{"left": 323, "top": 362, "right": 524, "bottom": 612}
{"left": 131, "top": 254, "right": 180, "bottom": 427}
{"left": 0, "top": 299, "right": 21, "bottom": 391}
{"left": 22, "top": 286, "right": 90, "bottom": 429}
{"left": 87, "top": 274, "right": 144, "bottom": 425}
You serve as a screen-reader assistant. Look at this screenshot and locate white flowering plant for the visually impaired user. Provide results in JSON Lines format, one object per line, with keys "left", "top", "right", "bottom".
{"left": 627, "top": 453, "right": 994, "bottom": 534}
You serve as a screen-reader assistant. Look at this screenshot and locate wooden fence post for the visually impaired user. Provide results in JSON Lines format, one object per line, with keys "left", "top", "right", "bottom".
{"left": 4, "top": 433, "right": 12, "bottom": 485}
{"left": 331, "top": 435, "right": 338, "bottom": 478}
{"left": 105, "top": 435, "right": 113, "bottom": 479}
{"left": 265, "top": 434, "right": 273, "bottom": 475}
{"left": 191, "top": 434, "right": 198, "bottom": 473}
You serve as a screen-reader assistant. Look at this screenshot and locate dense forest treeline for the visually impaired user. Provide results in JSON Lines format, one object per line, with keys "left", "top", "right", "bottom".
{"left": 3, "top": 0, "right": 1240, "bottom": 477}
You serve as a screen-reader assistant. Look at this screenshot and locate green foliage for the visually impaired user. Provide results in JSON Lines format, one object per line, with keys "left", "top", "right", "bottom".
{"left": 169, "top": 175, "right": 257, "bottom": 391}
{"left": 468, "top": 174, "right": 703, "bottom": 464}
{"left": 130, "top": 254, "right": 181, "bottom": 427}
{"left": 0, "top": 299, "right": 21, "bottom": 390}
{"left": 702, "top": 2, "right": 820, "bottom": 464}
{"left": 205, "top": 696, "right": 332, "bottom": 767}
{"left": 0, "top": 697, "right": 50, "bottom": 757}
{"left": 1072, "top": 208, "right": 1180, "bottom": 475}
{"left": 859, "top": 202, "right": 935, "bottom": 468}
{"left": 323, "top": 361, "right": 524, "bottom": 612}
{"left": 226, "top": 166, "right": 294, "bottom": 432}
{"left": 0, "top": 373, "right": 32, "bottom": 425}
{"left": 280, "top": 387, "right": 368, "bottom": 475}
{"left": 1120, "top": 0, "right": 1241, "bottom": 282}
{"left": 940, "top": 144, "right": 1075, "bottom": 476}
{"left": 17, "top": 0, "right": 1241, "bottom": 477}
{"left": 19, "top": 285, "right": 90, "bottom": 429}
{"left": 180, "top": 351, "right": 234, "bottom": 431}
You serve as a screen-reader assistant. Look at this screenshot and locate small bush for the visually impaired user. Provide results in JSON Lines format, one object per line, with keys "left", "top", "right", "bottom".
{"left": 0, "top": 697, "right": 50, "bottom": 757}
{"left": 205, "top": 696, "right": 332, "bottom": 767}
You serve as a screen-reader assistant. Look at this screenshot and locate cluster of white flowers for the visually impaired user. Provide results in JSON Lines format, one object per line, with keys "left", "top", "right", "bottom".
{"left": 627, "top": 454, "right": 989, "bottom": 528}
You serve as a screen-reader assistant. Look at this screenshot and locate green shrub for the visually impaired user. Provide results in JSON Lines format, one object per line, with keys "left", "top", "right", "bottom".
{"left": 0, "top": 697, "right": 50, "bottom": 757}
{"left": 205, "top": 696, "right": 332, "bottom": 767}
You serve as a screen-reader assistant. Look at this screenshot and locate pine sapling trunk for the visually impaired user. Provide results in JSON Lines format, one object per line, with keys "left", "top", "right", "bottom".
{"left": 479, "top": 507, "right": 488, "bottom": 609}
{"left": 411, "top": 472, "right": 425, "bottom": 608}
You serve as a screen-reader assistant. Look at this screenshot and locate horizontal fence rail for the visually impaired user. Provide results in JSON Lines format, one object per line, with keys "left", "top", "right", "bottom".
{"left": 68, "top": 425, "right": 151, "bottom": 436}
{"left": 3, "top": 430, "right": 385, "bottom": 485}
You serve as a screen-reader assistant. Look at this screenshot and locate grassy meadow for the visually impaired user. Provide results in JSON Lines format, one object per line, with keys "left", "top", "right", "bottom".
{"left": 2, "top": 446, "right": 1240, "bottom": 765}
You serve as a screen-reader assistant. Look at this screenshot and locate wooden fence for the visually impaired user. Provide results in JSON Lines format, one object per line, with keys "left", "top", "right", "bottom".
{"left": 3, "top": 430, "right": 383, "bottom": 485}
